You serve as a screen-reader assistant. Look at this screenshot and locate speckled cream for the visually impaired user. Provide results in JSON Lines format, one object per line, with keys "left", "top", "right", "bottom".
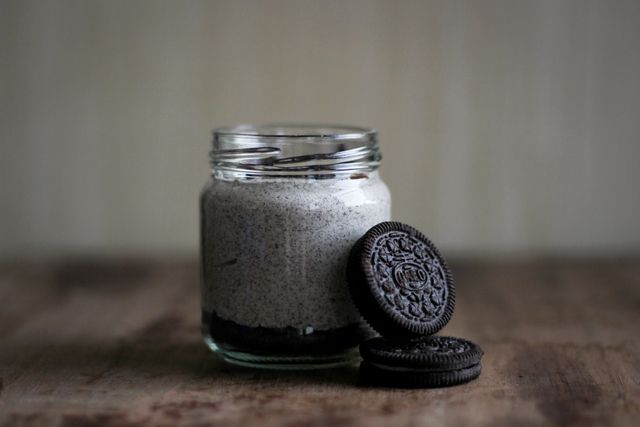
{"left": 200, "top": 173, "right": 391, "bottom": 331}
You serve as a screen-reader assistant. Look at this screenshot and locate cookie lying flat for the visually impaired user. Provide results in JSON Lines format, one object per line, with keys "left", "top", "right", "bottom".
{"left": 347, "top": 221, "right": 456, "bottom": 338}
{"left": 359, "top": 336, "right": 483, "bottom": 388}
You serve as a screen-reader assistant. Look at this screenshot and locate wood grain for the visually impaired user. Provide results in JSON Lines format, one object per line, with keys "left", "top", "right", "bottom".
{"left": 0, "top": 258, "right": 638, "bottom": 427}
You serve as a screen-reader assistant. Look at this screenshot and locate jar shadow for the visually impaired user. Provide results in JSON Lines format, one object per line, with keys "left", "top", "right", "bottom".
{"left": 4, "top": 340, "right": 360, "bottom": 388}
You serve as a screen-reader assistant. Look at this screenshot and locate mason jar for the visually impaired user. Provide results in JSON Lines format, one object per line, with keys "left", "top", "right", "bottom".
{"left": 200, "top": 124, "right": 391, "bottom": 368}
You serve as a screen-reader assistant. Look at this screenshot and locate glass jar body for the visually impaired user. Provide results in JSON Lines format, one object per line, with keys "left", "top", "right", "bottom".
{"left": 200, "top": 173, "right": 391, "bottom": 368}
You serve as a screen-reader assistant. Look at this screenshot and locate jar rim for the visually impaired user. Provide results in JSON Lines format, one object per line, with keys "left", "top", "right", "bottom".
{"left": 210, "top": 123, "right": 381, "bottom": 179}
{"left": 214, "top": 123, "right": 376, "bottom": 141}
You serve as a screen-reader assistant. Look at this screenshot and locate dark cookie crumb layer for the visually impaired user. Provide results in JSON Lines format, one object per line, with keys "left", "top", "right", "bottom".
{"left": 202, "top": 311, "right": 375, "bottom": 356}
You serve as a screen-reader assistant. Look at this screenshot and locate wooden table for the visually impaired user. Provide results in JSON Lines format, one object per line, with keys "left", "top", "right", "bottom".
{"left": 0, "top": 259, "right": 638, "bottom": 427}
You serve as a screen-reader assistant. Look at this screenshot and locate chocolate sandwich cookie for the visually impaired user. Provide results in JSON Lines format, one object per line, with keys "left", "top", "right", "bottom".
{"left": 347, "top": 222, "right": 455, "bottom": 338}
{"left": 359, "top": 336, "right": 483, "bottom": 388}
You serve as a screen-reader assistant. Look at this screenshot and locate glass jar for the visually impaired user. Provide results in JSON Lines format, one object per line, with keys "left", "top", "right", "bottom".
{"left": 200, "top": 124, "right": 391, "bottom": 368}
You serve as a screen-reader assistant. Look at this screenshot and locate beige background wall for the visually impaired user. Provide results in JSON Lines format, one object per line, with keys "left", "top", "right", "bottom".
{"left": 1, "top": 0, "right": 639, "bottom": 259}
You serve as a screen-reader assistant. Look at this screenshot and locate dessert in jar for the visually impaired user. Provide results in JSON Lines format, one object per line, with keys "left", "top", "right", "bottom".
{"left": 200, "top": 124, "right": 391, "bottom": 368}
